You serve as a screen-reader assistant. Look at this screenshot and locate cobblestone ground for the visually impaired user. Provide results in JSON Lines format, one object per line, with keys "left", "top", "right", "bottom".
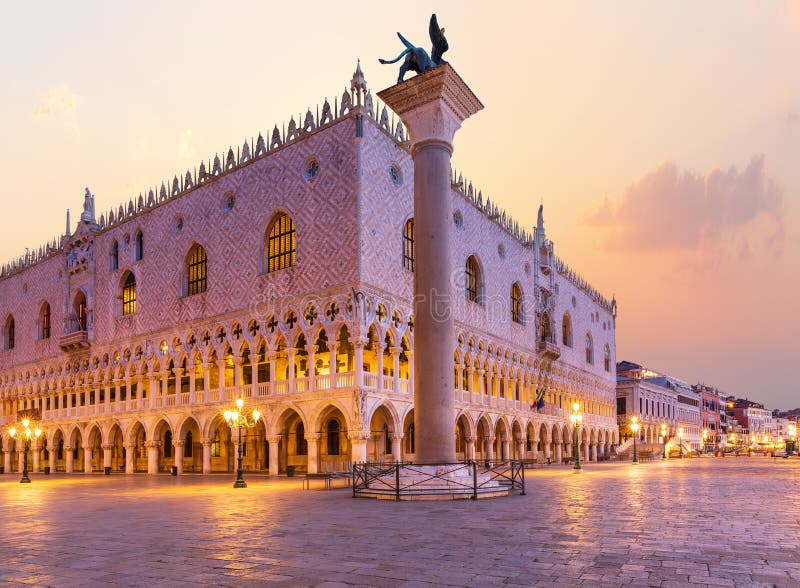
{"left": 1, "top": 457, "right": 799, "bottom": 587}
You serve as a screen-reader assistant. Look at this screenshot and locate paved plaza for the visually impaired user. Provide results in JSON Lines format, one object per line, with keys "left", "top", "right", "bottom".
{"left": 1, "top": 458, "right": 799, "bottom": 587}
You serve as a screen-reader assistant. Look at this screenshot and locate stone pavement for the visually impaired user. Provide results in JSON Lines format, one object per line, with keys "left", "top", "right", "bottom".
{"left": 1, "top": 457, "right": 799, "bottom": 587}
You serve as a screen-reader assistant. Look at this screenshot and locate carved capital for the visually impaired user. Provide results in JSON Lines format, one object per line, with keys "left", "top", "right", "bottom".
{"left": 348, "top": 430, "right": 370, "bottom": 441}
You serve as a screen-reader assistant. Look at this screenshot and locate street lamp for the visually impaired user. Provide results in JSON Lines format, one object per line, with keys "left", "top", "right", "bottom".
{"left": 630, "top": 416, "right": 640, "bottom": 464}
{"left": 660, "top": 423, "right": 667, "bottom": 459}
{"left": 223, "top": 398, "right": 261, "bottom": 488}
{"left": 569, "top": 402, "right": 582, "bottom": 472}
{"left": 678, "top": 427, "right": 684, "bottom": 458}
{"left": 7, "top": 416, "right": 42, "bottom": 484}
{"left": 702, "top": 429, "right": 708, "bottom": 455}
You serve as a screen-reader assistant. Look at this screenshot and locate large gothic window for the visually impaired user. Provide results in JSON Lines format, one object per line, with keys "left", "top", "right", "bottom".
{"left": 562, "top": 313, "right": 572, "bottom": 347}
{"left": 266, "top": 213, "right": 296, "bottom": 272}
{"left": 122, "top": 272, "right": 137, "bottom": 316}
{"left": 510, "top": 282, "right": 523, "bottom": 324}
{"left": 4, "top": 315, "right": 14, "bottom": 350}
{"left": 585, "top": 333, "right": 594, "bottom": 364}
{"left": 402, "top": 219, "right": 415, "bottom": 272}
{"left": 39, "top": 302, "right": 51, "bottom": 340}
{"left": 465, "top": 256, "right": 482, "bottom": 304}
{"left": 604, "top": 344, "right": 611, "bottom": 372}
{"left": 186, "top": 244, "right": 208, "bottom": 296}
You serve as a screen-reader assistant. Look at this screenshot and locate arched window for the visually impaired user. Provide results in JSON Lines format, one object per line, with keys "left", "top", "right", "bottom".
{"left": 296, "top": 421, "right": 307, "bottom": 456}
{"left": 327, "top": 419, "right": 340, "bottom": 456}
{"left": 134, "top": 230, "right": 144, "bottom": 262}
{"left": 110, "top": 240, "right": 119, "bottom": 271}
{"left": 408, "top": 423, "right": 415, "bottom": 454}
{"left": 39, "top": 302, "right": 51, "bottom": 340}
{"left": 604, "top": 345, "right": 611, "bottom": 372}
{"left": 465, "top": 255, "right": 482, "bottom": 304}
{"left": 186, "top": 244, "right": 208, "bottom": 296}
{"left": 4, "top": 315, "right": 15, "bottom": 350}
{"left": 266, "top": 213, "right": 296, "bottom": 272}
{"left": 402, "top": 219, "right": 414, "bottom": 271}
{"left": 540, "top": 313, "right": 551, "bottom": 343}
{"left": 163, "top": 430, "right": 173, "bottom": 458}
{"left": 73, "top": 291, "right": 87, "bottom": 332}
{"left": 585, "top": 333, "right": 594, "bottom": 364}
{"left": 510, "top": 282, "right": 523, "bottom": 324}
{"left": 185, "top": 431, "right": 193, "bottom": 458}
{"left": 122, "top": 272, "right": 137, "bottom": 316}
{"left": 562, "top": 313, "right": 572, "bottom": 347}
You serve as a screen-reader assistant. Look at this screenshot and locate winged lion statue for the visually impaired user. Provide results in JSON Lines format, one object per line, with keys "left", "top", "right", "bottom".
{"left": 379, "top": 14, "right": 449, "bottom": 84}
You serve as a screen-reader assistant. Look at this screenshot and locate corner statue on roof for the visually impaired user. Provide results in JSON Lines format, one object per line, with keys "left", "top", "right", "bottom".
{"left": 379, "top": 14, "right": 449, "bottom": 84}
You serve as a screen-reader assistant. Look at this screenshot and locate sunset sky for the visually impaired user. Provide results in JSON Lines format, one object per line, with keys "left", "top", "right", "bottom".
{"left": 1, "top": 2, "right": 798, "bottom": 408}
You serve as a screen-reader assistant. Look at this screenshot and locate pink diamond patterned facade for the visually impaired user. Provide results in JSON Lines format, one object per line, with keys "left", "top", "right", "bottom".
{"left": 0, "top": 67, "right": 618, "bottom": 476}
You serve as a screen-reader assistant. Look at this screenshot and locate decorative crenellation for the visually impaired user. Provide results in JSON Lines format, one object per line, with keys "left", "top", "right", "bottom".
{"left": 0, "top": 62, "right": 411, "bottom": 282}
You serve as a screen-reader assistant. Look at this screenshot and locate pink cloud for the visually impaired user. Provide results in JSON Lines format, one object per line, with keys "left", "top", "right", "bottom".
{"left": 584, "top": 156, "right": 785, "bottom": 257}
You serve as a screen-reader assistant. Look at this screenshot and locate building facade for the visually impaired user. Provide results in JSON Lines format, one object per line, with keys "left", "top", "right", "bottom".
{"left": 0, "top": 67, "right": 618, "bottom": 476}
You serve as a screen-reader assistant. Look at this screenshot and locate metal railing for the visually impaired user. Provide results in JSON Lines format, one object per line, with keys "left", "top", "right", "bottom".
{"left": 352, "top": 460, "right": 525, "bottom": 501}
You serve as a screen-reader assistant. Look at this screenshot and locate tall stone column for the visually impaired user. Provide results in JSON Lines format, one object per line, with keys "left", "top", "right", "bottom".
{"left": 465, "top": 436, "right": 476, "bottom": 461}
{"left": 349, "top": 432, "right": 368, "bottom": 465}
{"left": 49, "top": 447, "right": 57, "bottom": 472}
{"left": 379, "top": 65, "right": 482, "bottom": 464}
{"left": 84, "top": 446, "right": 93, "bottom": 473}
{"left": 3, "top": 450, "right": 10, "bottom": 474}
{"left": 32, "top": 442, "right": 41, "bottom": 472}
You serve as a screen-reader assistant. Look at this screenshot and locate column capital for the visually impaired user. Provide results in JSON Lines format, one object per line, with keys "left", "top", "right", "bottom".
{"left": 389, "top": 432, "right": 404, "bottom": 441}
{"left": 101, "top": 443, "right": 114, "bottom": 451}
{"left": 173, "top": 440, "right": 185, "bottom": 448}
{"left": 348, "top": 430, "right": 370, "bottom": 441}
{"left": 267, "top": 434, "right": 282, "bottom": 444}
{"left": 145, "top": 440, "right": 161, "bottom": 449}
{"left": 305, "top": 433, "right": 322, "bottom": 441}
{"left": 464, "top": 436, "right": 476, "bottom": 444}
{"left": 377, "top": 64, "right": 483, "bottom": 147}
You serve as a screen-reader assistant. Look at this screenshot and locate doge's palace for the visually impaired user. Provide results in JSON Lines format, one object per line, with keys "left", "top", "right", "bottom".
{"left": 0, "top": 65, "right": 618, "bottom": 476}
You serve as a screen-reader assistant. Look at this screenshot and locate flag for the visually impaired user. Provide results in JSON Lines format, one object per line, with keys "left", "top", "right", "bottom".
{"left": 531, "top": 387, "right": 545, "bottom": 411}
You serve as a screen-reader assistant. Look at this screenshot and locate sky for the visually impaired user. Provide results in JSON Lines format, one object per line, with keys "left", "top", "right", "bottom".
{"left": 0, "top": 1, "right": 798, "bottom": 408}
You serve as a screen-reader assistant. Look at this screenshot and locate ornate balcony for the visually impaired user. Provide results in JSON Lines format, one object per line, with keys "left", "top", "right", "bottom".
{"left": 59, "top": 330, "right": 89, "bottom": 352}
{"left": 536, "top": 339, "right": 560, "bottom": 360}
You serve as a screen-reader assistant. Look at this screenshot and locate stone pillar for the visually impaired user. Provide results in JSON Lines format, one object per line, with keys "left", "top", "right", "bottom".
{"left": 267, "top": 435, "right": 281, "bottom": 475}
{"left": 485, "top": 436, "right": 495, "bottom": 462}
{"left": 146, "top": 441, "right": 160, "bottom": 474}
{"left": 349, "top": 432, "right": 368, "bottom": 465}
{"left": 268, "top": 353, "right": 277, "bottom": 395}
{"left": 174, "top": 440, "right": 184, "bottom": 475}
{"left": 353, "top": 338, "right": 365, "bottom": 387}
{"left": 516, "top": 437, "right": 526, "bottom": 461}
{"left": 2, "top": 450, "right": 9, "bottom": 473}
{"left": 49, "top": 447, "right": 57, "bottom": 472}
{"left": 590, "top": 444, "right": 597, "bottom": 462}
{"left": 65, "top": 446, "right": 74, "bottom": 473}
{"left": 555, "top": 442, "right": 562, "bottom": 464}
{"left": 202, "top": 441, "right": 212, "bottom": 474}
{"left": 126, "top": 444, "right": 136, "bottom": 474}
{"left": 465, "top": 436, "right": 476, "bottom": 461}
{"left": 375, "top": 342, "right": 384, "bottom": 387}
{"left": 286, "top": 349, "right": 296, "bottom": 394}
{"left": 380, "top": 68, "right": 482, "bottom": 465}
{"left": 391, "top": 347, "right": 401, "bottom": 393}
{"left": 203, "top": 362, "right": 211, "bottom": 403}
{"left": 391, "top": 433, "right": 404, "bottom": 462}
{"left": 328, "top": 344, "right": 338, "bottom": 389}
{"left": 306, "top": 344, "right": 316, "bottom": 391}
{"left": 306, "top": 433, "right": 320, "bottom": 474}
{"left": 103, "top": 444, "right": 113, "bottom": 470}
{"left": 18, "top": 450, "right": 24, "bottom": 472}
{"left": 502, "top": 439, "right": 510, "bottom": 461}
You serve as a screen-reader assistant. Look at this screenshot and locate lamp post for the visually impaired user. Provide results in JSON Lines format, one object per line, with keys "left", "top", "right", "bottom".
{"left": 702, "top": 429, "right": 708, "bottom": 455}
{"left": 678, "top": 427, "right": 684, "bottom": 458}
{"left": 7, "top": 416, "right": 42, "bottom": 484}
{"left": 569, "top": 402, "right": 582, "bottom": 472}
{"left": 630, "top": 416, "right": 640, "bottom": 464}
{"left": 223, "top": 398, "right": 261, "bottom": 488}
{"left": 789, "top": 424, "right": 797, "bottom": 455}
{"left": 660, "top": 423, "right": 667, "bottom": 459}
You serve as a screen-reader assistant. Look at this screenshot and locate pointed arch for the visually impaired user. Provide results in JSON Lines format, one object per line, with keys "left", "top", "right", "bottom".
{"left": 465, "top": 255, "right": 483, "bottom": 304}
{"left": 4, "top": 314, "right": 15, "bottom": 350}
{"left": 562, "top": 312, "right": 572, "bottom": 347}
{"left": 510, "top": 282, "right": 524, "bottom": 324}
{"left": 402, "top": 218, "right": 414, "bottom": 271}
{"left": 184, "top": 242, "right": 208, "bottom": 296}
{"left": 38, "top": 301, "right": 52, "bottom": 340}
{"left": 120, "top": 271, "right": 137, "bottom": 316}
{"left": 585, "top": 333, "right": 594, "bottom": 365}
